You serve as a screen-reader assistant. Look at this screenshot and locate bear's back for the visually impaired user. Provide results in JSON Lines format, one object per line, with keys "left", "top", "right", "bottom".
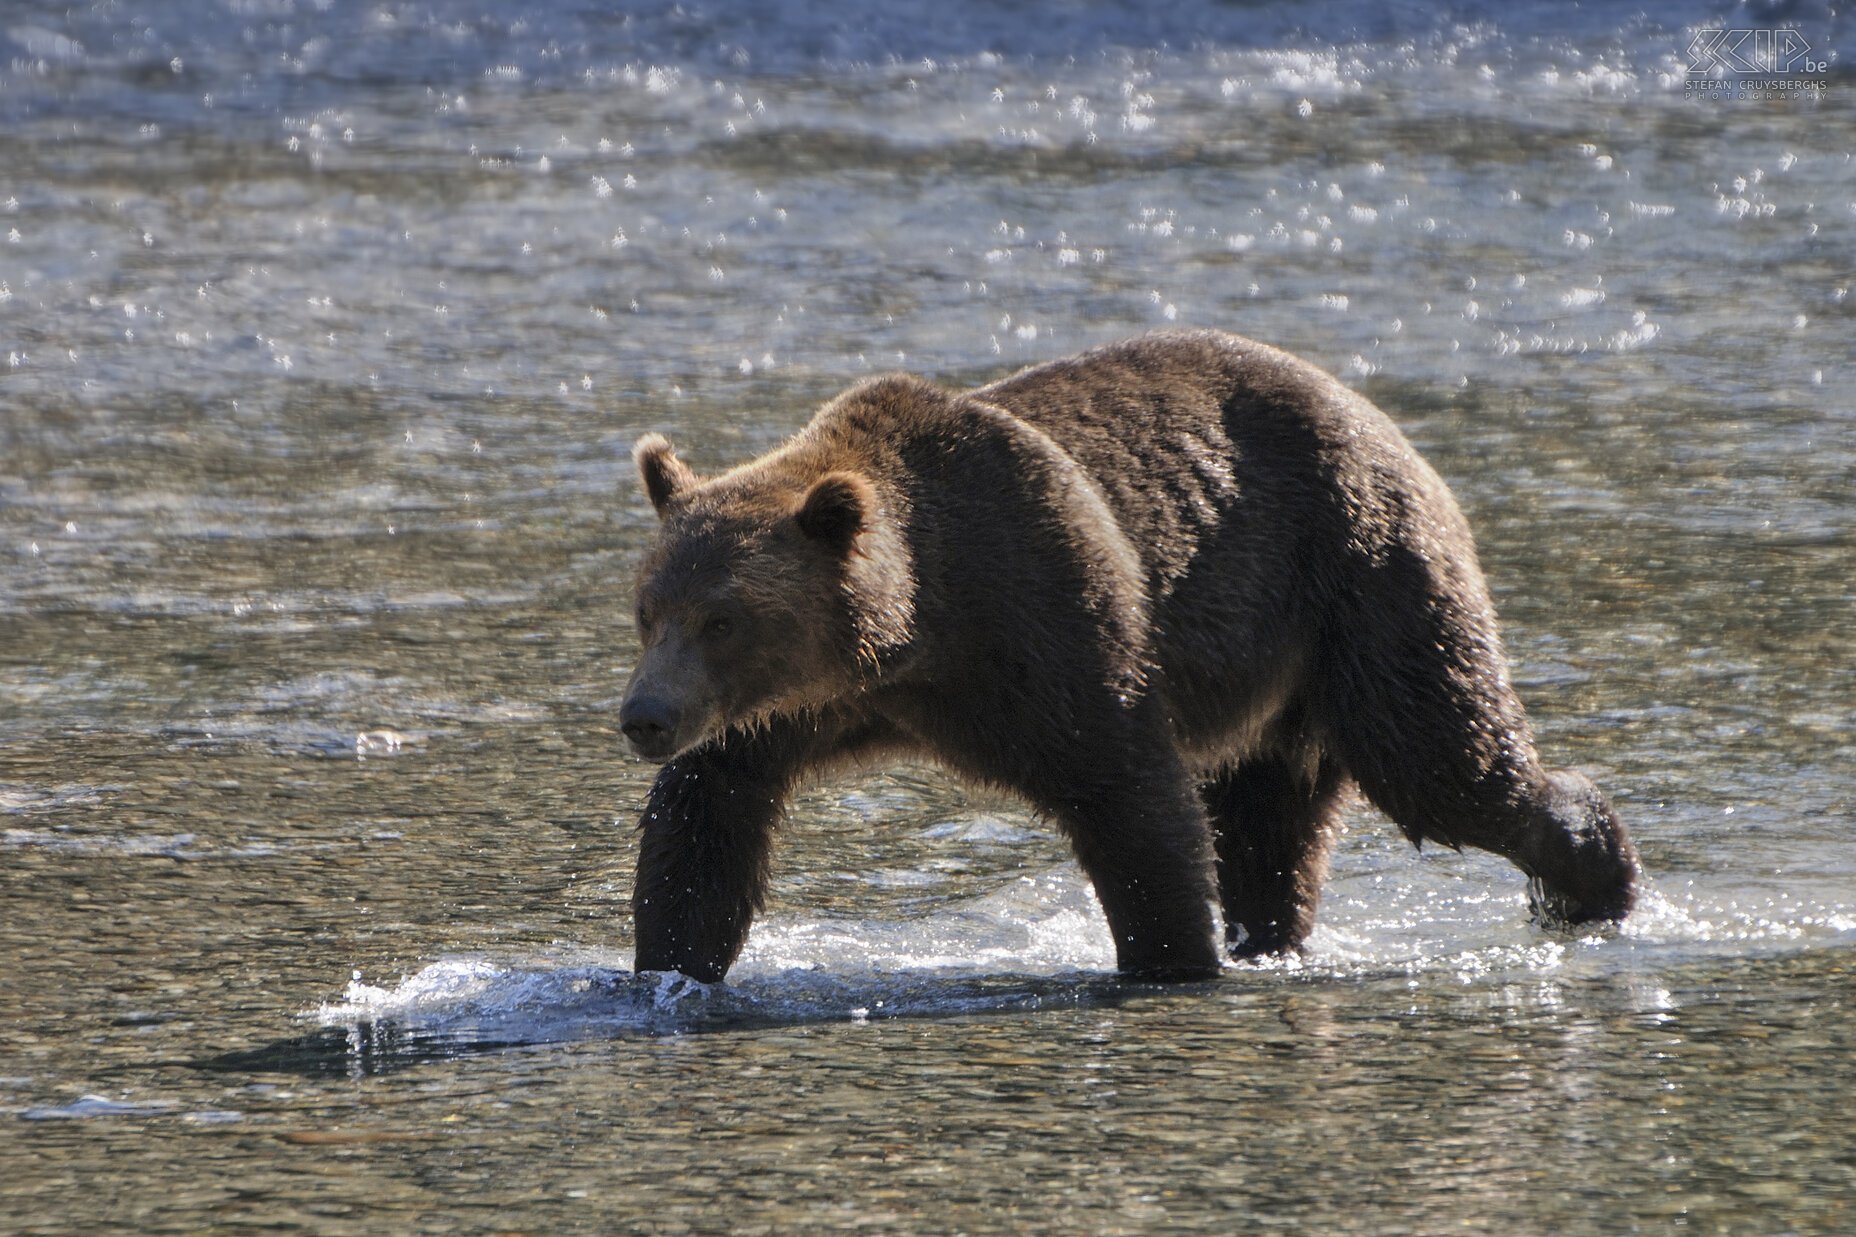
{"left": 970, "top": 330, "right": 1396, "bottom": 602}
{"left": 968, "top": 330, "right": 1479, "bottom": 754}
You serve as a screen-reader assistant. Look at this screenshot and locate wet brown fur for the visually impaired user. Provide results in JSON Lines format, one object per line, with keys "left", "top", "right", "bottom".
{"left": 621, "top": 330, "right": 1640, "bottom": 981}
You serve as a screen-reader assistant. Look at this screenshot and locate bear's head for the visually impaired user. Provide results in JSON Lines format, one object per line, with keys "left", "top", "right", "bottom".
{"left": 618, "top": 432, "right": 912, "bottom": 761}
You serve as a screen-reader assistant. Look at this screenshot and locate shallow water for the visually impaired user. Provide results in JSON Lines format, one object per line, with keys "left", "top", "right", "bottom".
{"left": 3, "top": 1, "right": 1853, "bottom": 1231}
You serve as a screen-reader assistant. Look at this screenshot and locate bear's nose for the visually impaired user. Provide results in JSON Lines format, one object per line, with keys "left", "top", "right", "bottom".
{"left": 620, "top": 695, "right": 679, "bottom": 760}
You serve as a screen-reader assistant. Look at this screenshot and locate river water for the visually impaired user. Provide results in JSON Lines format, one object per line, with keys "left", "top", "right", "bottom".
{"left": 2, "top": 1, "right": 1852, "bottom": 1231}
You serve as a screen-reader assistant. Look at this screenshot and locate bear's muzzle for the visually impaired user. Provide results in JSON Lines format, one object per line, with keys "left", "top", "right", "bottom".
{"left": 619, "top": 693, "right": 681, "bottom": 761}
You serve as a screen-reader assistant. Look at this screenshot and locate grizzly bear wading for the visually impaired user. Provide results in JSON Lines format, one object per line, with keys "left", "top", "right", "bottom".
{"left": 619, "top": 330, "right": 1640, "bottom": 982}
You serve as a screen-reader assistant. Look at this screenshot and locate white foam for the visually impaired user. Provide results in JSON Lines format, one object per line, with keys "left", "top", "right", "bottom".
{"left": 21, "top": 1094, "right": 177, "bottom": 1121}
{"left": 309, "top": 859, "right": 1856, "bottom": 1047}
{"left": 737, "top": 869, "right": 1115, "bottom": 978}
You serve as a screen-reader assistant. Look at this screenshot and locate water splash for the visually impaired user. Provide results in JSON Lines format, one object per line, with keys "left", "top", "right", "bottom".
{"left": 309, "top": 856, "right": 1856, "bottom": 1054}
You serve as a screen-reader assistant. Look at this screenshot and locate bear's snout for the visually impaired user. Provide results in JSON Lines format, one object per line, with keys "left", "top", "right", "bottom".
{"left": 619, "top": 694, "right": 681, "bottom": 761}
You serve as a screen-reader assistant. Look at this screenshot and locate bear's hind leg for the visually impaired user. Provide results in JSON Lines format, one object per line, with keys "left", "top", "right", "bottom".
{"left": 1343, "top": 748, "right": 1637, "bottom": 928}
{"left": 1202, "top": 755, "right": 1346, "bottom": 958}
{"left": 1513, "top": 766, "right": 1638, "bottom": 925}
{"left": 1319, "top": 661, "right": 1639, "bottom": 928}
{"left": 1309, "top": 520, "right": 1640, "bottom": 927}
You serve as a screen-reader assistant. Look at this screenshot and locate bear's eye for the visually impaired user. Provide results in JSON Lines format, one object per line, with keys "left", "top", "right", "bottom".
{"left": 703, "top": 616, "right": 733, "bottom": 638}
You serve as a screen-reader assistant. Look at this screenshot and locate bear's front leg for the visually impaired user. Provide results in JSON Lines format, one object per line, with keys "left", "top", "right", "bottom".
{"left": 631, "top": 723, "right": 817, "bottom": 983}
{"left": 1055, "top": 761, "right": 1225, "bottom": 981}
{"left": 926, "top": 686, "right": 1224, "bottom": 981}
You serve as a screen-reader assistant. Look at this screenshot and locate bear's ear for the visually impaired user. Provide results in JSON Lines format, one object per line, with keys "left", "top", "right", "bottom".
{"left": 634, "top": 433, "right": 697, "bottom": 516}
{"left": 795, "top": 472, "right": 873, "bottom": 547}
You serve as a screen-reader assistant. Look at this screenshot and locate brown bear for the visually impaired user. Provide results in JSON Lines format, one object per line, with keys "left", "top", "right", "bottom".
{"left": 619, "top": 329, "right": 1639, "bottom": 982}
